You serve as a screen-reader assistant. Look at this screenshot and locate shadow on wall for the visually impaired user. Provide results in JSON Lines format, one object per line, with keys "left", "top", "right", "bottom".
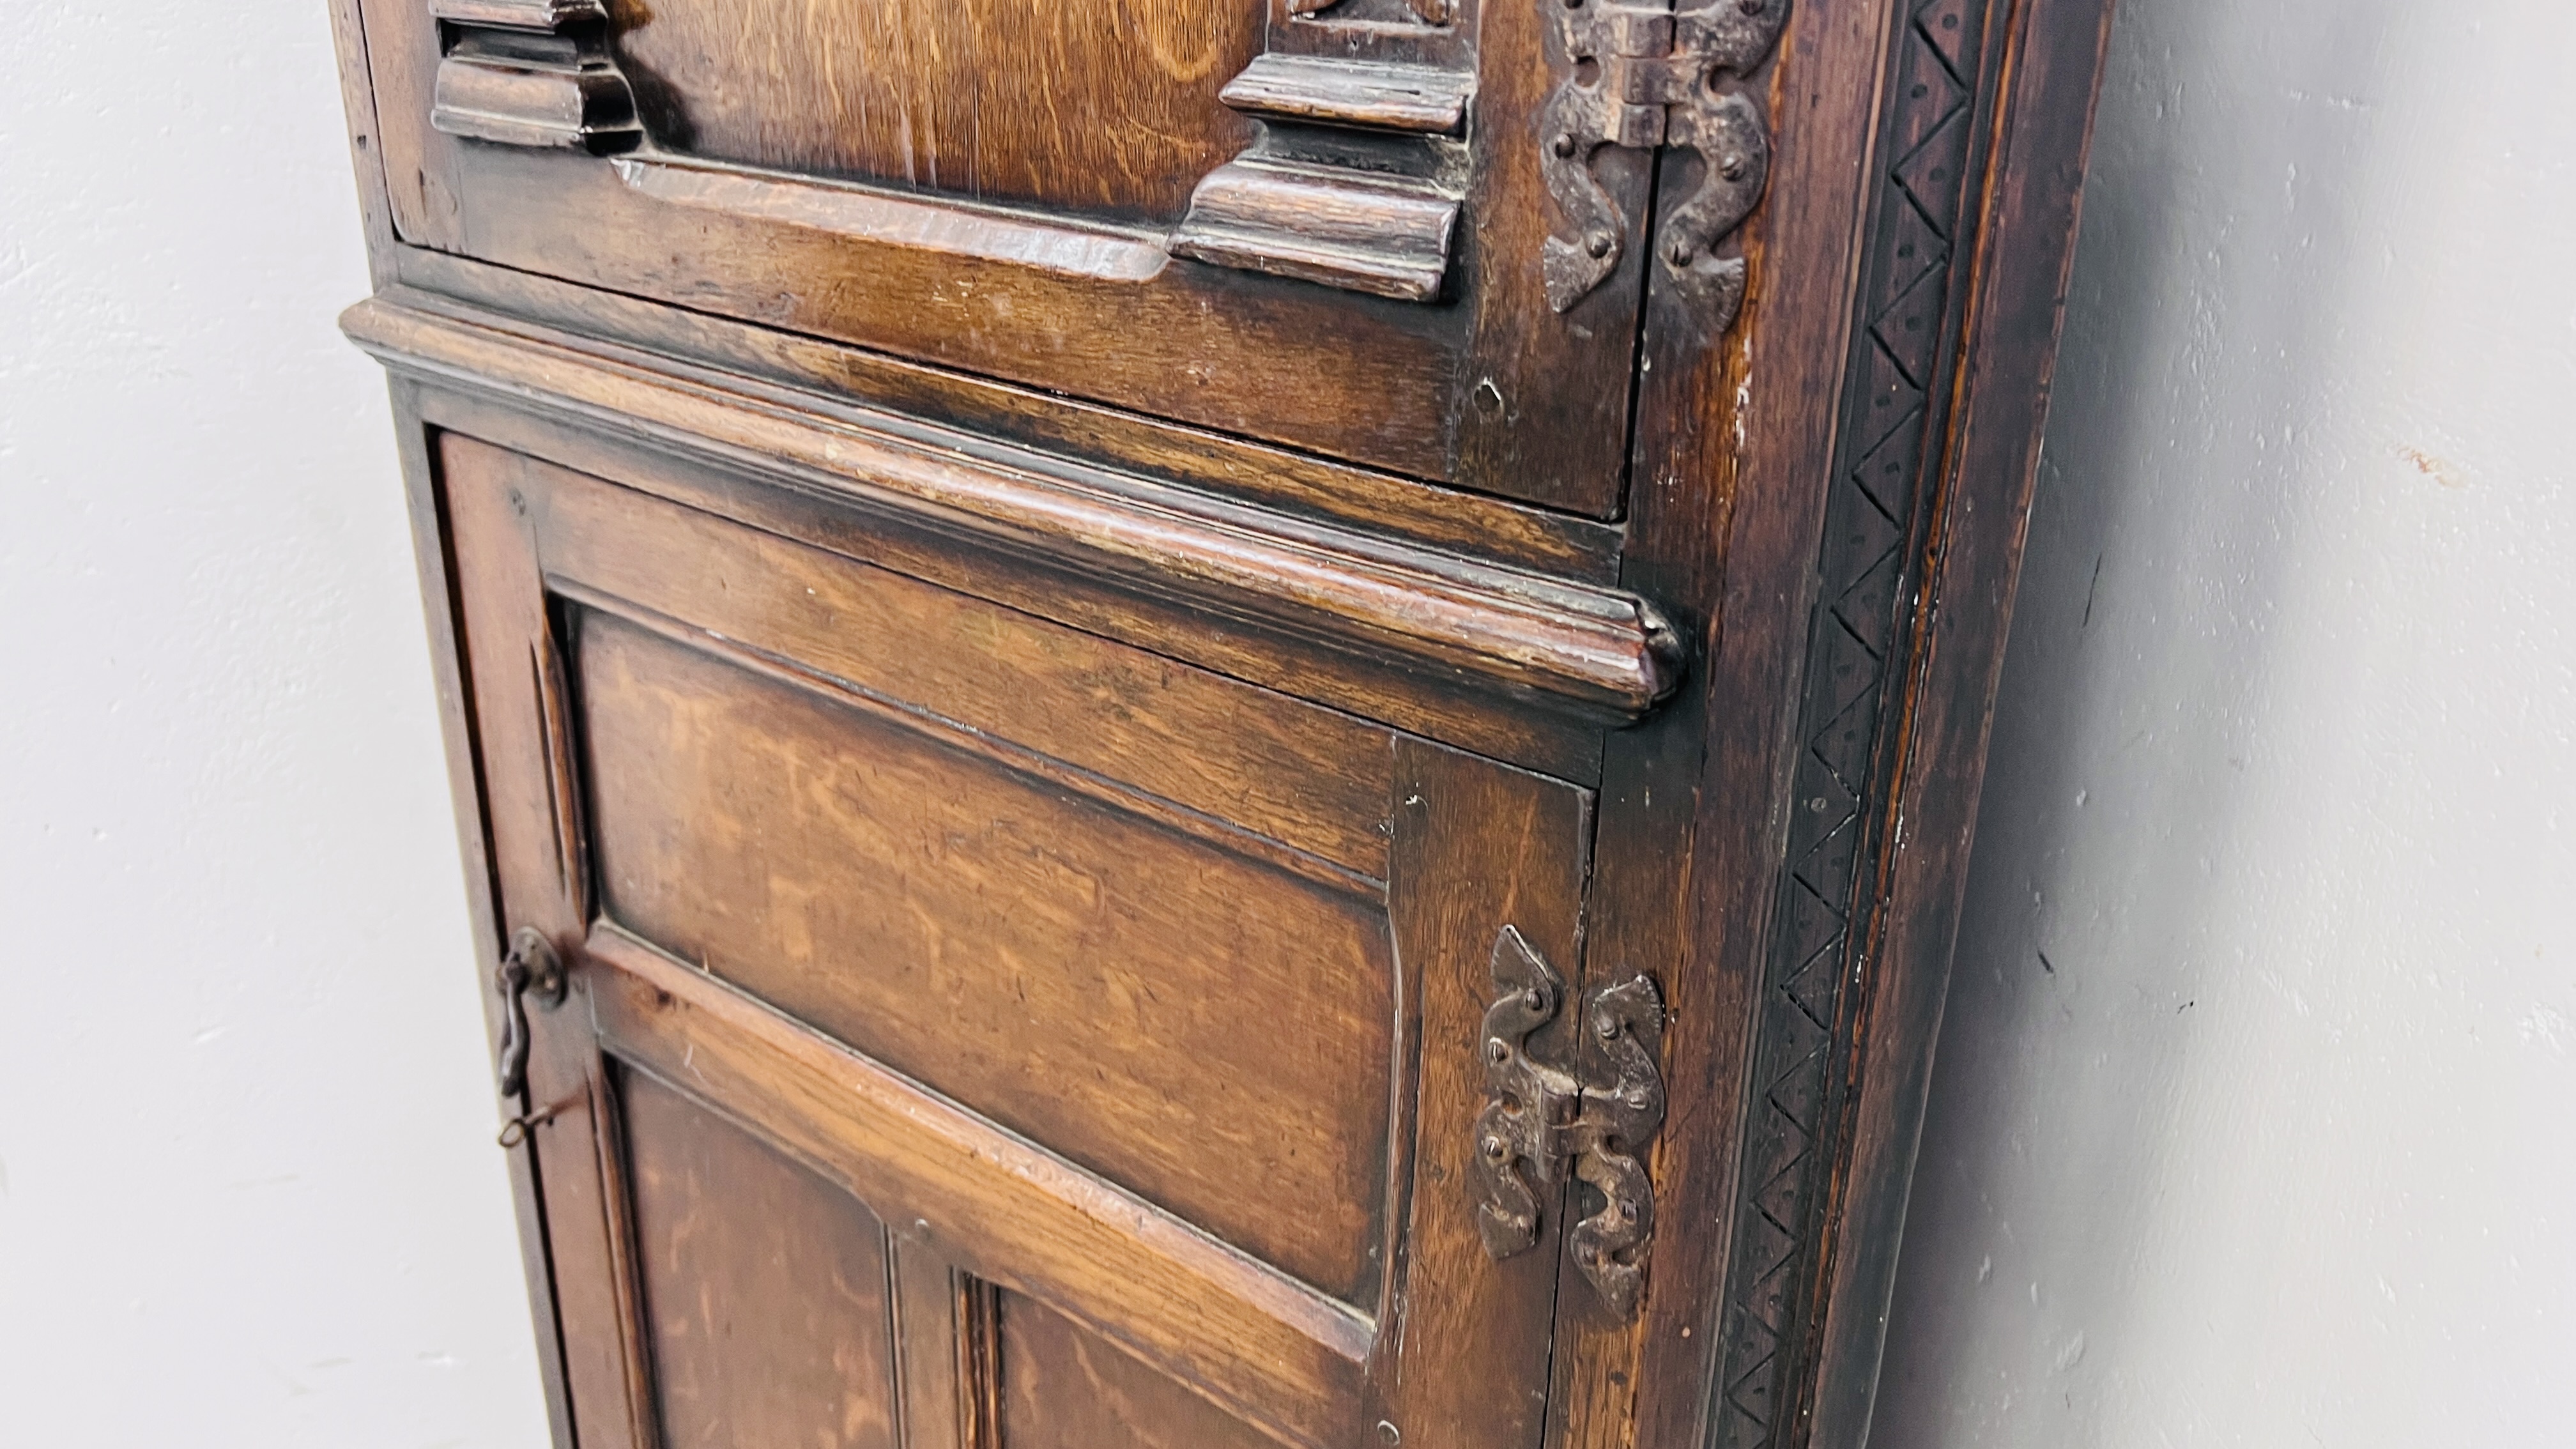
{"left": 1872, "top": 0, "right": 2440, "bottom": 1443}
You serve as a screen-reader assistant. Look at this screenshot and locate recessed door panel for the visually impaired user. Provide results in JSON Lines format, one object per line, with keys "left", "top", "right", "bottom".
{"left": 996, "top": 1289, "right": 1283, "bottom": 1449}
{"left": 620, "top": 1065, "right": 903, "bottom": 1449}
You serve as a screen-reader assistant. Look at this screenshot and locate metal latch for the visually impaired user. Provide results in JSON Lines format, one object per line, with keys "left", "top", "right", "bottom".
{"left": 494, "top": 926, "right": 566, "bottom": 1101}
{"left": 1474, "top": 926, "right": 1666, "bottom": 1319}
{"left": 1539, "top": 0, "right": 1790, "bottom": 326}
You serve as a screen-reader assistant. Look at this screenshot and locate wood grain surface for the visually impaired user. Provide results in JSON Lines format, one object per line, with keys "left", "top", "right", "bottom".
{"left": 410, "top": 374, "right": 1610, "bottom": 781}
{"left": 607, "top": 0, "right": 1260, "bottom": 222}
{"left": 351, "top": 0, "right": 1650, "bottom": 507}
{"left": 620, "top": 1065, "right": 904, "bottom": 1449}
{"left": 578, "top": 610, "right": 1398, "bottom": 1298}
{"left": 346, "top": 300, "right": 1684, "bottom": 725}
{"left": 533, "top": 454, "right": 1399, "bottom": 881}
{"left": 997, "top": 1291, "right": 1282, "bottom": 1449}
{"left": 586, "top": 923, "right": 1374, "bottom": 1449}
{"left": 333, "top": 0, "right": 2118, "bottom": 1440}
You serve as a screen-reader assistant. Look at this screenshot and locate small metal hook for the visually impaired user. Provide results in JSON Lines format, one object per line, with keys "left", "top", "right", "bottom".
{"left": 496, "top": 1097, "right": 569, "bottom": 1150}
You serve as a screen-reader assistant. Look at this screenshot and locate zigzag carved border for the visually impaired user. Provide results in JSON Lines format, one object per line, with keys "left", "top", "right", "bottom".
{"left": 1707, "top": 2, "right": 2002, "bottom": 1445}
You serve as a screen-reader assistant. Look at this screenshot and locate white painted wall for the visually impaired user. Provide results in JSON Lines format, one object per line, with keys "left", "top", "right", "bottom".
{"left": 1874, "top": 3, "right": 2576, "bottom": 1446}
{"left": 6, "top": 0, "right": 2570, "bottom": 1445}
{"left": 0, "top": 4, "right": 551, "bottom": 1445}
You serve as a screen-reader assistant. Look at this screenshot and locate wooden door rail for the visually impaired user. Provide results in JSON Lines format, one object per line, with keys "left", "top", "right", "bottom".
{"left": 343, "top": 296, "right": 1687, "bottom": 722}
{"left": 578, "top": 923, "right": 1370, "bottom": 1449}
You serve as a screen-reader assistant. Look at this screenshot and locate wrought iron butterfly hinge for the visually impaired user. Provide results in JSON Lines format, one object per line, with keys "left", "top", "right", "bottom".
{"left": 1539, "top": 0, "right": 1790, "bottom": 330}
{"left": 1474, "top": 925, "right": 1667, "bottom": 1319}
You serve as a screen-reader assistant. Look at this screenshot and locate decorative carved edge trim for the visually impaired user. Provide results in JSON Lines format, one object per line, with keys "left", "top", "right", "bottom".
{"left": 1705, "top": 3, "right": 2000, "bottom": 1446}
{"left": 342, "top": 295, "right": 1688, "bottom": 722}
{"left": 1177, "top": 52, "right": 1474, "bottom": 301}
{"left": 431, "top": 55, "right": 640, "bottom": 153}
{"left": 427, "top": 0, "right": 602, "bottom": 28}
{"left": 1172, "top": 159, "right": 1459, "bottom": 302}
{"left": 426, "top": 0, "right": 640, "bottom": 154}
{"left": 1292, "top": 0, "right": 1456, "bottom": 24}
{"left": 1220, "top": 54, "right": 1475, "bottom": 134}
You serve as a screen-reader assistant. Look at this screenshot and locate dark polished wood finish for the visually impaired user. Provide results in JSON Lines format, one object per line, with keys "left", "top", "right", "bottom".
{"left": 330, "top": 0, "right": 2114, "bottom": 1445}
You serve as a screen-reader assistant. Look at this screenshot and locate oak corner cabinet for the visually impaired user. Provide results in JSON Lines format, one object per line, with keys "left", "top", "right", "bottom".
{"left": 328, "top": 1, "right": 2113, "bottom": 1446}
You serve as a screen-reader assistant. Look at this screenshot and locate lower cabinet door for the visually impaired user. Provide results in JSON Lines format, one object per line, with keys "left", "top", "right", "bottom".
{"left": 439, "top": 430, "right": 1598, "bottom": 1449}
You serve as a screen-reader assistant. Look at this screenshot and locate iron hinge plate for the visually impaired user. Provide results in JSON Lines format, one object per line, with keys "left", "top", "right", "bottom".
{"left": 1539, "top": 0, "right": 1790, "bottom": 328}
{"left": 1475, "top": 925, "right": 1667, "bottom": 1319}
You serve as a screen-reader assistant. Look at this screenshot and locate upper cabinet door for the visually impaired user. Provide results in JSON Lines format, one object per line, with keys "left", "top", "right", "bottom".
{"left": 355, "top": 0, "right": 1785, "bottom": 513}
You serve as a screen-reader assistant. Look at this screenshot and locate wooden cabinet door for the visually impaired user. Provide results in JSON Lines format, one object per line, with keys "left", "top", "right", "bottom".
{"left": 437, "top": 427, "right": 1621, "bottom": 1449}
{"left": 351, "top": 0, "right": 1786, "bottom": 511}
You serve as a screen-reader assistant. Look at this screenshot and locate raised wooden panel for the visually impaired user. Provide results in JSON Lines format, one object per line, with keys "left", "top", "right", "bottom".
{"left": 576, "top": 608, "right": 1397, "bottom": 1301}
{"left": 996, "top": 1289, "right": 1279, "bottom": 1449}
{"left": 620, "top": 1064, "right": 903, "bottom": 1449}
{"left": 606, "top": 0, "right": 1261, "bottom": 224}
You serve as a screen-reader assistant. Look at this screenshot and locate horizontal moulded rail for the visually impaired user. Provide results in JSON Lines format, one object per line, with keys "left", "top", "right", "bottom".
{"left": 343, "top": 295, "right": 1688, "bottom": 723}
